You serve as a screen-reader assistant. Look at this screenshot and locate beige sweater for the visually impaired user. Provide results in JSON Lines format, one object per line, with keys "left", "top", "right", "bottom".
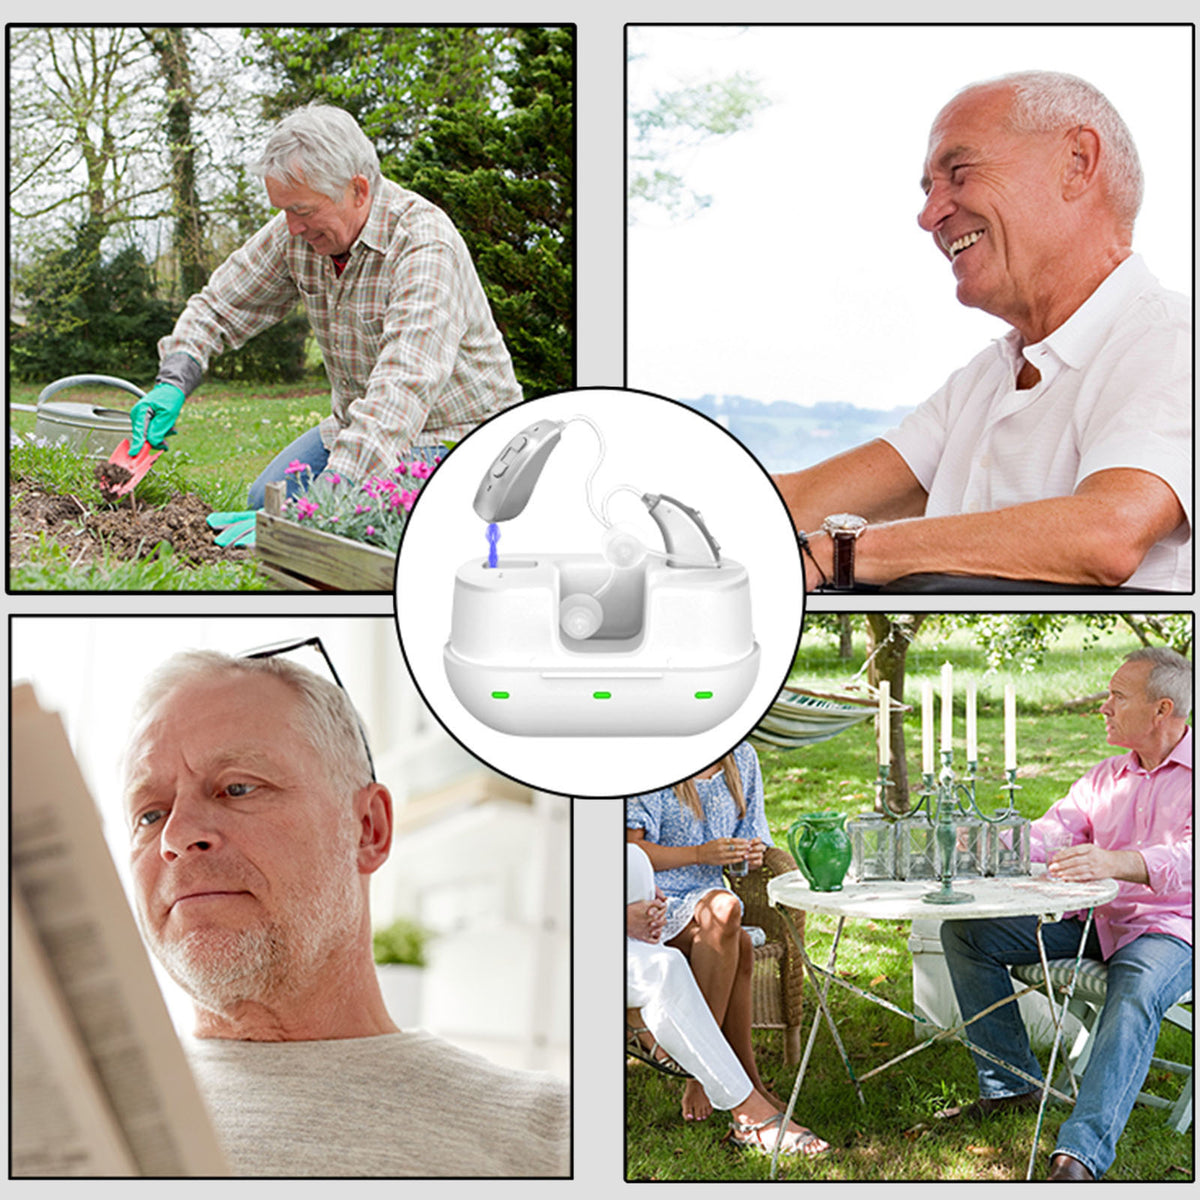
{"left": 185, "top": 1030, "right": 569, "bottom": 1177}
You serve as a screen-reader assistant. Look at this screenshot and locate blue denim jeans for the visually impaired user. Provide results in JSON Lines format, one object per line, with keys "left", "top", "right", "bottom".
{"left": 247, "top": 425, "right": 330, "bottom": 509}
{"left": 941, "top": 916, "right": 1192, "bottom": 1179}
{"left": 246, "top": 426, "right": 444, "bottom": 509}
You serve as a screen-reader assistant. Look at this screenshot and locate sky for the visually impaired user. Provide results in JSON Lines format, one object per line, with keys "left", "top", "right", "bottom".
{"left": 626, "top": 24, "right": 1193, "bottom": 410}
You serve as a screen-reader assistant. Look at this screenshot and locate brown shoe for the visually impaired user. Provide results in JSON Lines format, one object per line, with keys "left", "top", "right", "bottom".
{"left": 1047, "top": 1154, "right": 1095, "bottom": 1181}
{"left": 933, "top": 1091, "right": 1041, "bottom": 1122}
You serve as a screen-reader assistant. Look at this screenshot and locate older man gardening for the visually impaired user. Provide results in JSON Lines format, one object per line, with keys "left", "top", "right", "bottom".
{"left": 775, "top": 71, "right": 1190, "bottom": 592}
{"left": 130, "top": 102, "right": 522, "bottom": 544}
{"left": 935, "top": 647, "right": 1192, "bottom": 1181}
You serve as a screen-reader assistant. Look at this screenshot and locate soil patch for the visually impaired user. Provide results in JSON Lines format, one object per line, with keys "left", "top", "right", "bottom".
{"left": 10, "top": 478, "right": 254, "bottom": 571}
{"left": 94, "top": 460, "right": 133, "bottom": 504}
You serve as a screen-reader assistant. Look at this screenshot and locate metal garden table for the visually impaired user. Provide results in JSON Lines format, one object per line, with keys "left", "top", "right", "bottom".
{"left": 767, "top": 867, "right": 1119, "bottom": 1180}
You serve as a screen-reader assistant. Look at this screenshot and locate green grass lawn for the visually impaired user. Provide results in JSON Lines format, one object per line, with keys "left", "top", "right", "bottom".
{"left": 627, "top": 622, "right": 1193, "bottom": 1181}
{"left": 11, "top": 377, "right": 329, "bottom": 498}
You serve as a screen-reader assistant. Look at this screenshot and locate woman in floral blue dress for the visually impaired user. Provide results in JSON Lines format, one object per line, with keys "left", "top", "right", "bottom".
{"left": 627, "top": 741, "right": 826, "bottom": 1156}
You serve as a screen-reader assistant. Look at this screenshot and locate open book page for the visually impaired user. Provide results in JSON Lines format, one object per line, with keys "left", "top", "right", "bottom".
{"left": 11, "top": 887, "right": 137, "bottom": 1176}
{"left": 10, "top": 682, "right": 229, "bottom": 1177}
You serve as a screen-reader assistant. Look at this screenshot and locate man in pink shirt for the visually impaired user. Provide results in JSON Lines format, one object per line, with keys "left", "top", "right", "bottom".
{"left": 937, "top": 647, "right": 1192, "bottom": 1180}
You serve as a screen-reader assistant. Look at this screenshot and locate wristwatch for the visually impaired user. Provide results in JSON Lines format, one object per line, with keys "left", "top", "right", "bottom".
{"left": 821, "top": 514, "right": 867, "bottom": 589}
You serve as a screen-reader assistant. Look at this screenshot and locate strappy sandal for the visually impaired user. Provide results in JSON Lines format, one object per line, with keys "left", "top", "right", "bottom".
{"left": 723, "top": 1111, "right": 830, "bottom": 1158}
{"left": 625, "top": 1023, "right": 693, "bottom": 1078}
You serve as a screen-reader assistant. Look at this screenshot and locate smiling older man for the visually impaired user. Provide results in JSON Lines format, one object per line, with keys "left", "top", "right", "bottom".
{"left": 130, "top": 103, "right": 522, "bottom": 510}
{"left": 123, "top": 649, "right": 568, "bottom": 1177}
{"left": 775, "top": 71, "right": 1190, "bottom": 592}
{"left": 936, "top": 646, "right": 1192, "bottom": 1181}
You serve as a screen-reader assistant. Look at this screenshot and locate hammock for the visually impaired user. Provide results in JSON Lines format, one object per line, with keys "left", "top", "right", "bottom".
{"left": 750, "top": 684, "right": 908, "bottom": 750}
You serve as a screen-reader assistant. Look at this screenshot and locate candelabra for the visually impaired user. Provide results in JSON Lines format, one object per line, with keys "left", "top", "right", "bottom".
{"left": 916, "top": 753, "right": 1021, "bottom": 904}
{"left": 853, "top": 757, "right": 1028, "bottom": 897}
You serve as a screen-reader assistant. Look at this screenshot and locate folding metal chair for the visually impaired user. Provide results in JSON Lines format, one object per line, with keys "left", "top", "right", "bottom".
{"left": 1011, "top": 957, "right": 1193, "bottom": 1133}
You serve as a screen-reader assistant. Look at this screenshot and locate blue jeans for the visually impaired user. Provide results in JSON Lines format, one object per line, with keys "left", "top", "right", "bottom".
{"left": 247, "top": 426, "right": 445, "bottom": 509}
{"left": 247, "top": 425, "right": 330, "bottom": 509}
{"left": 941, "top": 916, "right": 1192, "bottom": 1179}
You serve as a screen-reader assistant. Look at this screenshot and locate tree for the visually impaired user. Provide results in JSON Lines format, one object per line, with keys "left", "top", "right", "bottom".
{"left": 250, "top": 26, "right": 508, "bottom": 147}
{"left": 249, "top": 25, "right": 574, "bottom": 398}
{"left": 627, "top": 69, "right": 770, "bottom": 223}
{"left": 394, "top": 26, "right": 573, "bottom": 395}
{"left": 941, "top": 613, "right": 1192, "bottom": 672}
{"left": 798, "top": 612, "right": 925, "bottom": 811}
{"left": 10, "top": 232, "right": 173, "bottom": 380}
{"left": 144, "top": 27, "right": 208, "bottom": 297}
{"left": 864, "top": 614, "right": 927, "bottom": 813}
{"left": 9, "top": 27, "right": 163, "bottom": 248}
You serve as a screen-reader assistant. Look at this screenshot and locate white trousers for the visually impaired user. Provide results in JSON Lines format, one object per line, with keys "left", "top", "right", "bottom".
{"left": 626, "top": 844, "right": 752, "bottom": 1110}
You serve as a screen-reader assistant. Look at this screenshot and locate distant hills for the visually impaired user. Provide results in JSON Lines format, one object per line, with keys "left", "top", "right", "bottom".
{"left": 681, "top": 395, "right": 916, "bottom": 473}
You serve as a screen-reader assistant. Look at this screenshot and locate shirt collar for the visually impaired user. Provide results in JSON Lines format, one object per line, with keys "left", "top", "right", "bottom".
{"left": 1026, "top": 254, "right": 1154, "bottom": 371}
{"left": 992, "top": 254, "right": 1155, "bottom": 379}
{"left": 353, "top": 180, "right": 393, "bottom": 257}
{"left": 1116, "top": 725, "right": 1193, "bottom": 777}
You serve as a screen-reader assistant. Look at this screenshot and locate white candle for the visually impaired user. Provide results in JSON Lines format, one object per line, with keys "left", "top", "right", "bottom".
{"left": 1004, "top": 684, "right": 1017, "bottom": 770}
{"left": 878, "top": 680, "right": 890, "bottom": 766}
{"left": 966, "top": 679, "right": 978, "bottom": 762}
{"left": 940, "top": 662, "right": 953, "bottom": 753}
{"left": 922, "top": 680, "right": 934, "bottom": 774}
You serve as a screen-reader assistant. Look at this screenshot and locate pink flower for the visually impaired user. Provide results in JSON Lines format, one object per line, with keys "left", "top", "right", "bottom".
{"left": 285, "top": 460, "right": 310, "bottom": 476}
{"left": 296, "top": 497, "right": 319, "bottom": 520}
{"left": 366, "top": 525, "right": 376, "bottom": 536}
{"left": 354, "top": 504, "right": 368, "bottom": 515}
{"left": 410, "top": 460, "right": 432, "bottom": 480}
{"left": 394, "top": 463, "right": 408, "bottom": 476}
{"left": 326, "top": 472, "right": 341, "bottom": 486}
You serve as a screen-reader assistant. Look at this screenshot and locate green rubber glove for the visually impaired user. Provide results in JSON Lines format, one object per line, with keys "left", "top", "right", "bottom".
{"left": 129, "top": 382, "right": 186, "bottom": 455}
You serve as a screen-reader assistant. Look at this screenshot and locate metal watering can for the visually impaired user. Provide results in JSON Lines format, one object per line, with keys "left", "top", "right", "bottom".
{"left": 787, "top": 811, "right": 853, "bottom": 892}
{"left": 11, "top": 374, "right": 143, "bottom": 458}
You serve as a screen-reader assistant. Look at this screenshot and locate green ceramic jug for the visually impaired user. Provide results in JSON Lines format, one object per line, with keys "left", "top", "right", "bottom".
{"left": 787, "top": 811, "right": 853, "bottom": 892}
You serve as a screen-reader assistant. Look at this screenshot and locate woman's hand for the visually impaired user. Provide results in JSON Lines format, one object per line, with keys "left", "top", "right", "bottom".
{"left": 697, "top": 836, "right": 752, "bottom": 866}
{"left": 746, "top": 838, "right": 766, "bottom": 870}
{"left": 627, "top": 889, "right": 668, "bottom": 943}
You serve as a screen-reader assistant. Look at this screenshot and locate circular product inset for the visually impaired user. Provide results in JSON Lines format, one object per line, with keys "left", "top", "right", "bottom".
{"left": 393, "top": 387, "right": 805, "bottom": 798}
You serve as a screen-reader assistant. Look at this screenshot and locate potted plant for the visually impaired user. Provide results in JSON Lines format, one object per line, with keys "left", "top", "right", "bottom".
{"left": 372, "top": 916, "right": 433, "bottom": 1027}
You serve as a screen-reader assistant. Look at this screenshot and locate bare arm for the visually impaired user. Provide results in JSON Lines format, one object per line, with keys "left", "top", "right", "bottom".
{"left": 797, "top": 467, "right": 1184, "bottom": 591}
{"left": 772, "top": 439, "right": 929, "bottom": 532}
{"left": 626, "top": 826, "right": 754, "bottom": 870}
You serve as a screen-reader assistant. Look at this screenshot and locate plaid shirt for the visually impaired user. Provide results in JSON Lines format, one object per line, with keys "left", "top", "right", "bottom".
{"left": 158, "top": 179, "right": 523, "bottom": 482}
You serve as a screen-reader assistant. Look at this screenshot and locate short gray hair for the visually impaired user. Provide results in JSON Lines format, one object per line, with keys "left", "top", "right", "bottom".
{"left": 1123, "top": 646, "right": 1192, "bottom": 719}
{"left": 250, "top": 102, "right": 381, "bottom": 201}
{"left": 126, "top": 649, "right": 374, "bottom": 800}
{"left": 962, "top": 70, "right": 1143, "bottom": 229}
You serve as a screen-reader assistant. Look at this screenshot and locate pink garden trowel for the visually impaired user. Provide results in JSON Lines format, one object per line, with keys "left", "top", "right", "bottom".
{"left": 97, "top": 419, "right": 162, "bottom": 500}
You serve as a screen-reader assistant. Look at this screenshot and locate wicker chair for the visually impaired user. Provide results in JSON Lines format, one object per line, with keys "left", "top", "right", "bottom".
{"left": 725, "top": 844, "right": 806, "bottom": 1064}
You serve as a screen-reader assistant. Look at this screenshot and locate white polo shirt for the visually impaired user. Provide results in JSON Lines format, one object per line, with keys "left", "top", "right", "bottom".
{"left": 884, "top": 255, "right": 1191, "bottom": 591}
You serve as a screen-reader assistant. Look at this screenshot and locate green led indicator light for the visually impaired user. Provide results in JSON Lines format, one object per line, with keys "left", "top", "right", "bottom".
{"left": 491, "top": 691, "right": 510, "bottom": 699}
{"left": 695, "top": 690, "right": 714, "bottom": 699}
{"left": 593, "top": 691, "right": 612, "bottom": 700}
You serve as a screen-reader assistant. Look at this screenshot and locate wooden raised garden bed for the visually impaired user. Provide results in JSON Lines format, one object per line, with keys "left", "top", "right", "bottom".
{"left": 255, "top": 481, "right": 395, "bottom": 591}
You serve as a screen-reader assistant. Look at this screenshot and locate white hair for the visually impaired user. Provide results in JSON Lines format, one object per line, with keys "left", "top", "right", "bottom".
{"left": 1124, "top": 646, "right": 1192, "bottom": 719}
{"left": 126, "top": 649, "right": 373, "bottom": 801}
{"left": 250, "top": 102, "right": 382, "bottom": 201}
{"left": 962, "top": 70, "right": 1143, "bottom": 228}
